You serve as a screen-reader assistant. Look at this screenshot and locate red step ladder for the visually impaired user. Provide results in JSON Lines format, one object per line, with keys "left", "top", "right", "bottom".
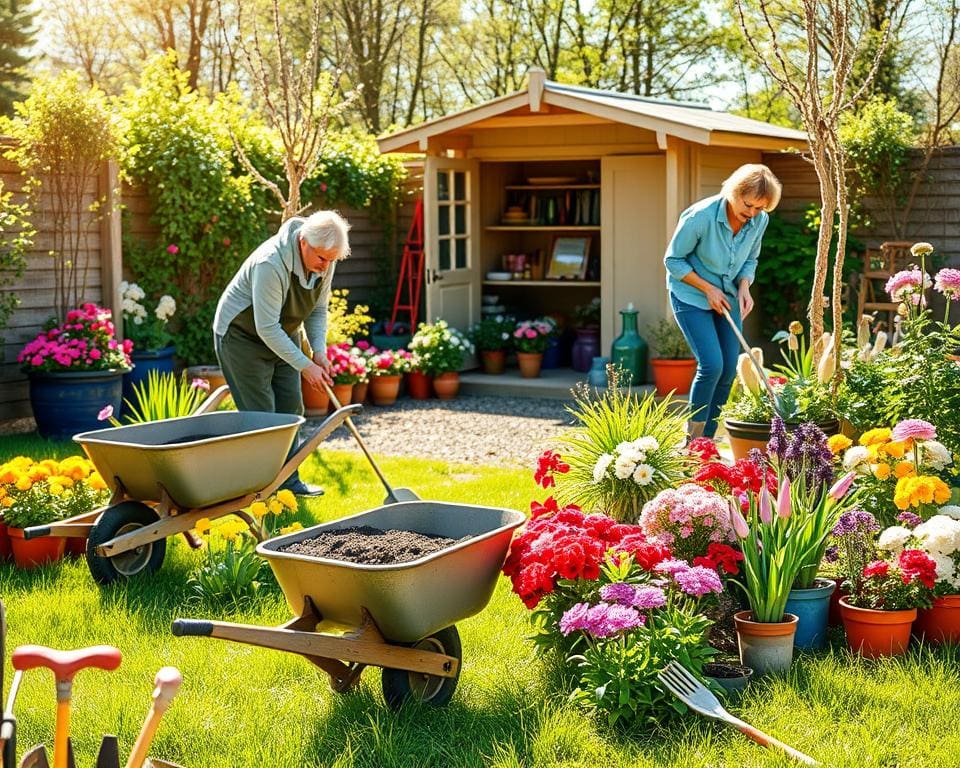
{"left": 388, "top": 198, "right": 425, "bottom": 334}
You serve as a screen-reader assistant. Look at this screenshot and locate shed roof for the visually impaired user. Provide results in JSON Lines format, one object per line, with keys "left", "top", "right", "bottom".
{"left": 377, "top": 73, "right": 807, "bottom": 154}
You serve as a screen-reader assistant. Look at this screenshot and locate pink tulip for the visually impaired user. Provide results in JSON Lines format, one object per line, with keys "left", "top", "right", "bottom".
{"left": 777, "top": 476, "right": 792, "bottom": 519}
{"left": 730, "top": 498, "right": 750, "bottom": 539}
{"left": 98, "top": 405, "right": 114, "bottom": 421}
{"left": 759, "top": 485, "right": 772, "bottom": 524}
{"left": 828, "top": 470, "right": 857, "bottom": 501}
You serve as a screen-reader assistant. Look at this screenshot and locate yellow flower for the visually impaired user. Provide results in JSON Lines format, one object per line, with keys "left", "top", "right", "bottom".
{"left": 883, "top": 441, "right": 908, "bottom": 459}
{"left": 827, "top": 434, "right": 852, "bottom": 454}
{"left": 49, "top": 484, "right": 64, "bottom": 497}
{"left": 249, "top": 501, "right": 268, "bottom": 520}
{"left": 933, "top": 477, "right": 952, "bottom": 505}
{"left": 0, "top": 487, "right": 6, "bottom": 500}
{"left": 859, "top": 428, "right": 892, "bottom": 446}
{"left": 873, "top": 462, "right": 891, "bottom": 480}
{"left": 276, "top": 489, "right": 298, "bottom": 511}
{"left": 88, "top": 473, "right": 107, "bottom": 491}
{"left": 894, "top": 461, "right": 915, "bottom": 479}
{"left": 195, "top": 517, "right": 211, "bottom": 536}
{"left": 50, "top": 475, "right": 74, "bottom": 489}
{"left": 279, "top": 522, "right": 304, "bottom": 535}
{"left": 29, "top": 465, "right": 51, "bottom": 481}
{"left": 1, "top": 497, "right": 13, "bottom": 508}
{"left": 218, "top": 519, "right": 249, "bottom": 542}
{"left": 268, "top": 499, "right": 283, "bottom": 515}
{"left": 14, "top": 475, "right": 31, "bottom": 491}
{"left": 893, "top": 477, "right": 917, "bottom": 510}
{"left": 40, "top": 459, "right": 59, "bottom": 474}
{"left": 0, "top": 467, "right": 15, "bottom": 484}
{"left": 58, "top": 457, "right": 91, "bottom": 481}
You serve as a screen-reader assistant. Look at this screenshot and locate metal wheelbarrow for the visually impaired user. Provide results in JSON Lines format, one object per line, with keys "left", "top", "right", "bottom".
{"left": 23, "top": 385, "right": 361, "bottom": 585}
{"left": 172, "top": 501, "right": 525, "bottom": 709}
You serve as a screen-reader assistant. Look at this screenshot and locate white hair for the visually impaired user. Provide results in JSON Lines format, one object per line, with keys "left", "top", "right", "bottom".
{"left": 300, "top": 210, "right": 351, "bottom": 259}
{"left": 720, "top": 164, "right": 783, "bottom": 212}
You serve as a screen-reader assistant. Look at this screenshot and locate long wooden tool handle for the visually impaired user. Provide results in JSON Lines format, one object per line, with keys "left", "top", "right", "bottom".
{"left": 319, "top": 381, "right": 397, "bottom": 499}
{"left": 720, "top": 308, "right": 784, "bottom": 417}
{"left": 731, "top": 718, "right": 819, "bottom": 765}
{"left": 124, "top": 668, "right": 182, "bottom": 768}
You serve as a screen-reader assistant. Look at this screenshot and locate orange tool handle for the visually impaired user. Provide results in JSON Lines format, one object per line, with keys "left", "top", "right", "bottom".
{"left": 735, "top": 721, "right": 819, "bottom": 765}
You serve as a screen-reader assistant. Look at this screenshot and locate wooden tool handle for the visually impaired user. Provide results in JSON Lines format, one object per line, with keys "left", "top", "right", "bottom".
{"left": 151, "top": 668, "right": 182, "bottom": 712}
{"left": 735, "top": 721, "right": 819, "bottom": 765}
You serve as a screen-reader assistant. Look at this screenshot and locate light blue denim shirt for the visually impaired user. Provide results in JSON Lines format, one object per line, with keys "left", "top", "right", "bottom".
{"left": 663, "top": 193, "right": 768, "bottom": 311}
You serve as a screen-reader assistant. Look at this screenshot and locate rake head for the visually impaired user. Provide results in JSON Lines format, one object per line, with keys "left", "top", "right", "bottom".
{"left": 657, "top": 661, "right": 727, "bottom": 720}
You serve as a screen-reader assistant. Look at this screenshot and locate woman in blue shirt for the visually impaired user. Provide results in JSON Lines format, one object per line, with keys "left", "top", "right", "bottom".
{"left": 663, "top": 164, "right": 782, "bottom": 440}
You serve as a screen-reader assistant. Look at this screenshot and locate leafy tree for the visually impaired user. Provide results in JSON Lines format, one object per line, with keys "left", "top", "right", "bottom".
{"left": 0, "top": 0, "right": 35, "bottom": 115}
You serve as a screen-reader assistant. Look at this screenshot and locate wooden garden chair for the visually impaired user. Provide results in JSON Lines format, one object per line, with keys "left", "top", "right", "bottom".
{"left": 855, "top": 241, "right": 915, "bottom": 332}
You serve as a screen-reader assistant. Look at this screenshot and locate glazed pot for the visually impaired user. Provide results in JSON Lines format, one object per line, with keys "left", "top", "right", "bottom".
{"left": 734, "top": 610, "right": 798, "bottom": 676}
{"left": 369, "top": 375, "right": 401, "bottom": 406}
{"left": 914, "top": 595, "right": 960, "bottom": 644}
{"left": 571, "top": 328, "right": 601, "bottom": 372}
{"left": 839, "top": 596, "right": 916, "bottom": 658}
{"left": 123, "top": 346, "right": 176, "bottom": 406}
{"left": 784, "top": 578, "right": 836, "bottom": 650}
{"left": 432, "top": 372, "right": 460, "bottom": 400}
{"left": 28, "top": 369, "right": 125, "bottom": 441}
{"left": 9, "top": 527, "right": 66, "bottom": 569}
{"left": 650, "top": 358, "right": 697, "bottom": 396}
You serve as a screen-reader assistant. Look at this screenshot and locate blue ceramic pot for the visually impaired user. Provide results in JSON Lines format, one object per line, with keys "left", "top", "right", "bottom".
{"left": 123, "top": 346, "right": 176, "bottom": 404}
{"left": 587, "top": 356, "right": 609, "bottom": 388}
{"left": 541, "top": 336, "right": 562, "bottom": 369}
{"left": 785, "top": 578, "right": 836, "bottom": 649}
{"left": 28, "top": 369, "right": 125, "bottom": 440}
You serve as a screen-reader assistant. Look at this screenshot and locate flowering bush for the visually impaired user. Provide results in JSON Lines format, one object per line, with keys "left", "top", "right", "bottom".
{"left": 825, "top": 508, "right": 880, "bottom": 598}
{"left": 846, "top": 549, "right": 937, "bottom": 611}
{"left": 834, "top": 420, "right": 953, "bottom": 527}
{"left": 875, "top": 511, "right": 960, "bottom": 596}
{"left": 119, "top": 281, "right": 176, "bottom": 351}
{"left": 367, "top": 348, "right": 413, "bottom": 377}
{"left": 326, "top": 289, "right": 374, "bottom": 345}
{"left": 18, "top": 304, "right": 133, "bottom": 373}
{"left": 326, "top": 343, "right": 368, "bottom": 385}
{"left": 511, "top": 318, "right": 553, "bottom": 354}
{"left": 550, "top": 385, "right": 690, "bottom": 522}
{"left": 639, "top": 484, "right": 738, "bottom": 564}
{"left": 408, "top": 321, "right": 473, "bottom": 375}
{"left": 469, "top": 315, "right": 515, "bottom": 352}
{"left": 0, "top": 455, "right": 109, "bottom": 529}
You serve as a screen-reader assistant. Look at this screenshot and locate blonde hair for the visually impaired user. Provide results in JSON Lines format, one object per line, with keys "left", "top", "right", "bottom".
{"left": 721, "top": 164, "right": 782, "bottom": 212}
{"left": 300, "top": 210, "right": 351, "bottom": 260}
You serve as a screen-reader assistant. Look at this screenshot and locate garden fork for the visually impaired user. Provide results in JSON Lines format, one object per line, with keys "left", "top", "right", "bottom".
{"left": 657, "top": 662, "right": 819, "bottom": 766}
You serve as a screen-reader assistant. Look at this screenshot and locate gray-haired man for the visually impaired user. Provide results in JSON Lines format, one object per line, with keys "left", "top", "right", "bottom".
{"left": 214, "top": 210, "right": 350, "bottom": 496}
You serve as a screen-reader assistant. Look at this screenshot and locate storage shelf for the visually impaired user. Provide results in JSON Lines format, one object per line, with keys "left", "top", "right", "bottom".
{"left": 482, "top": 280, "right": 600, "bottom": 287}
{"left": 505, "top": 184, "right": 600, "bottom": 191}
{"left": 485, "top": 225, "right": 601, "bottom": 232}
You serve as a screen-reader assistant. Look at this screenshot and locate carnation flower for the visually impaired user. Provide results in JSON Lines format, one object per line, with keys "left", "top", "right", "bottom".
{"left": 934, "top": 268, "right": 960, "bottom": 300}
{"left": 593, "top": 453, "right": 614, "bottom": 484}
{"left": 843, "top": 446, "right": 872, "bottom": 472}
{"left": 673, "top": 565, "right": 723, "bottom": 597}
{"left": 891, "top": 419, "right": 937, "bottom": 443}
{"left": 885, "top": 268, "right": 930, "bottom": 304}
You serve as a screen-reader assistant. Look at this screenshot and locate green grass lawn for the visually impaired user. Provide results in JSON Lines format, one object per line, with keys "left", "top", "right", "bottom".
{"left": 1, "top": 436, "right": 959, "bottom": 767}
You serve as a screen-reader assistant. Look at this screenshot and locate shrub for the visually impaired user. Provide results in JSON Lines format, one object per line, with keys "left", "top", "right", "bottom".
{"left": 119, "top": 281, "right": 176, "bottom": 352}
{"left": 0, "top": 178, "right": 34, "bottom": 331}
{"left": 18, "top": 303, "right": 132, "bottom": 373}
{"left": 409, "top": 321, "right": 473, "bottom": 375}
{"left": 647, "top": 319, "right": 691, "bottom": 359}
{"left": 469, "top": 315, "right": 515, "bottom": 352}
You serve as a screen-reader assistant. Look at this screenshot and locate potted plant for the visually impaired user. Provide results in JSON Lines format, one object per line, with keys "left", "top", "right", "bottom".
{"left": 647, "top": 319, "right": 696, "bottom": 396}
{"left": 822, "top": 508, "right": 881, "bottom": 627}
{"left": 325, "top": 343, "right": 368, "bottom": 406}
{"left": 728, "top": 420, "right": 860, "bottom": 674}
{"left": 408, "top": 321, "right": 474, "bottom": 399}
{"left": 119, "top": 281, "right": 177, "bottom": 403}
{"left": 0, "top": 455, "right": 110, "bottom": 568}
{"left": 512, "top": 318, "right": 553, "bottom": 378}
{"left": 571, "top": 298, "right": 601, "bottom": 372}
{"left": 721, "top": 321, "right": 838, "bottom": 459}
{"left": 367, "top": 348, "right": 413, "bottom": 406}
{"left": 18, "top": 303, "right": 133, "bottom": 440}
{"left": 468, "top": 315, "right": 515, "bottom": 375}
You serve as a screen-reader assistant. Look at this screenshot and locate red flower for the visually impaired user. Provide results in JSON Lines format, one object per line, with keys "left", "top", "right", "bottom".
{"left": 863, "top": 560, "right": 891, "bottom": 579}
{"left": 534, "top": 449, "right": 570, "bottom": 489}
{"left": 898, "top": 549, "right": 938, "bottom": 589}
{"left": 687, "top": 437, "right": 720, "bottom": 463}
{"left": 693, "top": 542, "right": 745, "bottom": 575}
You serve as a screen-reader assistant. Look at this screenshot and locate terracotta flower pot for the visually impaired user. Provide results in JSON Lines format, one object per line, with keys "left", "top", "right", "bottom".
{"left": 480, "top": 350, "right": 506, "bottom": 375}
{"left": 914, "top": 595, "right": 960, "bottom": 644}
{"left": 9, "top": 527, "right": 66, "bottom": 569}
{"left": 0, "top": 521, "right": 11, "bottom": 561}
{"left": 406, "top": 370, "right": 432, "bottom": 400}
{"left": 839, "top": 596, "right": 916, "bottom": 658}
{"left": 733, "top": 610, "right": 798, "bottom": 676}
{"left": 517, "top": 352, "right": 543, "bottom": 379}
{"left": 432, "top": 371, "right": 460, "bottom": 400}
{"left": 302, "top": 379, "right": 330, "bottom": 415}
{"left": 651, "top": 358, "right": 697, "bottom": 396}
{"left": 352, "top": 381, "right": 369, "bottom": 404}
{"left": 369, "top": 375, "right": 401, "bottom": 406}
{"left": 827, "top": 576, "right": 849, "bottom": 628}
{"left": 329, "top": 383, "right": 353, "bottom": 410}
{"left": 724, "top": 418, "right": 841, "bottom": 461}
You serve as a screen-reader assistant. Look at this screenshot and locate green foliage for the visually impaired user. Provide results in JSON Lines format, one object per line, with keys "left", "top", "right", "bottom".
{"left": 114, "top": 371, "right": 209, "bottom": 424}
{"left": 552, "top": 384, "right": 690, "bottom": 522}
{"left": 118, "top": 53, "right": 272, "bottom": 365}
{"left": 188, "top": 531, "right": 265, "bottom": 609}
{"left": 0, "top": 0, "right": 34, "bottom": 116}
{"left": 408, "top": 320, "right": 474, "bottom": 375}
{"left": 755, "top": 206, "right": 863, "bottom": 337}
{"left": 647, "top": 319, "right": 691, "bottom": 359}
{"left": 469, "top": 315, "right": 516, "bottom": 352}
{"left": 0, "top": 177, "right": 34, "bottom": 330}
{"left": 2, "top": 71, "right": 118, "bottom": 322}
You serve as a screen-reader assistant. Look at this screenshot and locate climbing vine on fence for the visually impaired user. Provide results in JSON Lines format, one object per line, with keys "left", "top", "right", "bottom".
{"left": 0, "top": 178, "right": 34, "bottom": 332}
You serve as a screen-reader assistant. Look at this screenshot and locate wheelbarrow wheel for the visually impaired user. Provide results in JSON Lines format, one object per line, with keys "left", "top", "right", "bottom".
{"left": 381, "top": 625, "right": 461, "bottom": 709}
{"left": 86, "top": 502, "right": 166, "bottom": 584}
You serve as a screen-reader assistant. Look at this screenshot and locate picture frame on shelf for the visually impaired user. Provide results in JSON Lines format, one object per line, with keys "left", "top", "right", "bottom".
{"left": 546, "top": 235, "right": 591, "bottom": 280}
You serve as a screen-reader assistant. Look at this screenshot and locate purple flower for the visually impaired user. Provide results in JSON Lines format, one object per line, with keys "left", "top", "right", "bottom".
{"left": 824, "top": 545, "right": 840, "bottom": 563}
{"left": 673, "top": 565, "right": 723, "bottom": 597}
{"left": 891, "top": 419, "right": 937, "bottom": 442}
{"left": 654, "top": 558, "right": 690, "bottom": 576}
{"left": 630, "top": 585, "right": 668, "bottom": 610}
{"left": 767, "top": 416, "right": 787, "bottom": 461}
{"left": 600, "top": 582, "right": 638, "bottom": 606}
{"left": 896, "top": 511, "right": 923, "bottom": 528}
{"left": 583, "top": 603, "right": 645, "bottom": 638}
{"left": 782, "top": 422, "right": 834, "bottom": 490}
{"left": 831, "top": 508, "right": 879, "bottom": 537}
{"left": 559, "top": 602, "right": 591, "bottom": 635}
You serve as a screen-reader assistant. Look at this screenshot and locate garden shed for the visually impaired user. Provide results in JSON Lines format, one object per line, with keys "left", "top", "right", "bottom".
{"left": 377, "top": 69, "right": 808, "bottom": 353}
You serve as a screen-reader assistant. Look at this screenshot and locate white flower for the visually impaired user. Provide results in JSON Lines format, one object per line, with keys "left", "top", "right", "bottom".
{"left": 877, "top": 525, "right": 912, "bottom": 554}
{"left": 914, "top": 515, "right": 960, "bottom": 557}
{"left": 133, "top": 316, "right": 143, "bottom": 325}
{"left": 633, "top": 436, "right": 660, "bottom": 453}
{"left": 939, "top": 505, "right": 960, "bottom": 520}
{"left": 593, "top": 453, "right": 614, "bottom": 484}
{"left": 155, "top": 295, "right": 176, "bottom": 321}
{"left": 632, "top": 463, "right": 654, "bottom": 486}
{"left": 921, "top": 440, "right": 952, "bottom": 470}
{"left": 843, "top": 446, "right": 872, "bottom": 472}
{"left": 930, "top": 552, "right": 957, "bottom": 585}
{"left": 615, "top": 441, "right": 635, "bottom": 455}
{"left": 614, "top": 453, "right": 638, "bottom": 480}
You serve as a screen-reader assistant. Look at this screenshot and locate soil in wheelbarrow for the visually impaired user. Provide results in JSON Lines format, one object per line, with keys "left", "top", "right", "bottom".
{"left": 280, "top": 525, "right": 471, "bottom": 565}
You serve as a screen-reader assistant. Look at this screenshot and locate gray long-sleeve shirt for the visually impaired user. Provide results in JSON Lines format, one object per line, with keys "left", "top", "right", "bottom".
{"left": 213, "top": 217, "right": 335, "bottom": 371}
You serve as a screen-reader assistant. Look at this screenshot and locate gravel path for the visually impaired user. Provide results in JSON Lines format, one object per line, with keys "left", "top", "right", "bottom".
{"left": 306, "top": 395, "right": 577, "bottom": 469}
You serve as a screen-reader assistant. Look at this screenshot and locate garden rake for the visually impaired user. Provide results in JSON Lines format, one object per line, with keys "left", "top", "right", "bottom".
{"left": 657, "top": 662, "right": 819, "bottom": 766}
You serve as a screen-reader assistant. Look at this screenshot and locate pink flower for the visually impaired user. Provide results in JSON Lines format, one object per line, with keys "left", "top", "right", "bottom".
{"left": 30, "top": 355, "right": 43, "bottom": 367}
{"left": 222, "top": 238, "right": 231, "bottom": 247}
{"left": 885, "top": 268, "right": 929, "bottom": 302}
{"left": 167, "top": 244, "right": 179, "bottom": 254}
{"left": 934, "top": 268, "right": 960, "bottom": 300}
{"left": 320, "top": 182, "right": 328, "bottom": 192}
{"left": 191, "top": 377, "right": 210, "bottom": 391}
{"left": 891, "top": 419, "right": 937, "bottom": 442}
{"left": 89, "top": 348, "right": 101, "bottom": 360}
{"left": 98, "top": 405, "right": 114, "bottom": 421}
{"left": 828, "top": 470, "right": 857, "bottom": 501}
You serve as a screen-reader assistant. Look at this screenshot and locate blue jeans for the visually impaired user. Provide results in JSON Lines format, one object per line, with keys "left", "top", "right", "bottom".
{"left": 670, "top": 295, "right": 741, "bottom": 438}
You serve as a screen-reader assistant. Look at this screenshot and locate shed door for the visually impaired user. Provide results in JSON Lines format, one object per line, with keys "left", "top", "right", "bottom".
{"left": 424, "top": 157, "right": 480, "bottom": 345}
{"left": 600, "top": 155, "right": 667, "bottom": 353}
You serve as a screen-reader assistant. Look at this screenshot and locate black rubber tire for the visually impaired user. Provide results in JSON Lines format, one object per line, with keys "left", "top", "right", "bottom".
{"left": 381, "top": 625, "right": 462, "bottom": 709}
{"left": 86, "top": 502, "right": 166, "bottom": 584}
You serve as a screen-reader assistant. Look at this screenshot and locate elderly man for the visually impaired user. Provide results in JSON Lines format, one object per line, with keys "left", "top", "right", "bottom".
{"left": 214, "top": 210, "right": 350, "bottom": 496}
